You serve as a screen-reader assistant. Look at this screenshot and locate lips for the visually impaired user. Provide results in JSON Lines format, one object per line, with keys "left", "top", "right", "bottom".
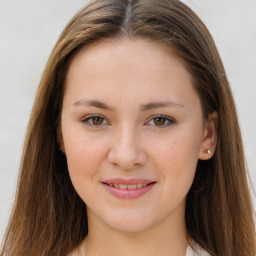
{"left": 101, "top": 178, "right": 156, "bottom": 199}
{"left": 106, "top": 183, "right": 149, "bottom": 189}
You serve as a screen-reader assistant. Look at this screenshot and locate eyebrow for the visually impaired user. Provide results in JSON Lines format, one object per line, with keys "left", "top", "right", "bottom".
{"left": 73, "top": 99, "right": 184, "bottom": 111}
{"left": 140, "top": 101, "right": 184, "bottom": 111}
{"left": 73, "top": 100, "right": 114, "bottom": 111}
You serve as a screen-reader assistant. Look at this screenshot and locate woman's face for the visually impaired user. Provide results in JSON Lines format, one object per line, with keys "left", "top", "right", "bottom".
{"left": 59, "top": 38, "right": 216, "bottom": 233}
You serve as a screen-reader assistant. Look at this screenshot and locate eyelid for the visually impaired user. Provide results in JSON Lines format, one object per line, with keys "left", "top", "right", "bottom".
{"left": 81, "top": 114, "right": 175, "bottom": 128}
{"left": 81, "top": 114, "right": 110, "bottom": 127}
{"left": 145, "top": 114, "right": 176, "bottom": 128}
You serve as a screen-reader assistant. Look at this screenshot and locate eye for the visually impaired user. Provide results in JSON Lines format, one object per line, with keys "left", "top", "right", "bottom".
{"left": 82, "top": 115, "right": 109, "bottom": 126}
{"left": 146, "top": 115, "right": 175, "bottom": 128}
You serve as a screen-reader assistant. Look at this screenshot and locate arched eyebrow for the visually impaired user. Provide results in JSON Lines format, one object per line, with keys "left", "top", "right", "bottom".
{"left": 73, "top": 99, "right": 184, "bottom": 111}
{"left": 73, "top": 100, "right": 113, "bottom": 111}
{"left": 140, "top": 101, "right": 184, "bottom": 111}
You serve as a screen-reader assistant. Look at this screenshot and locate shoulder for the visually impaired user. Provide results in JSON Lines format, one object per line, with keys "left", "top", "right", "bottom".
{"left": 186, "top": 242, "right": 211, "bottom": 256}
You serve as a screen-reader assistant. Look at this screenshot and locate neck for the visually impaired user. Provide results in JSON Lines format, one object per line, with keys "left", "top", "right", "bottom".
{"left": 81, "top": 208, "right": 188, "bottom": 256}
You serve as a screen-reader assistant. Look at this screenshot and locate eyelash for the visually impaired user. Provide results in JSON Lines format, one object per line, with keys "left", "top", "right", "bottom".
{"left": 82, "top": 114, "right": 109, "bottom": 127}
{"left": 81, "top": 114, "right": 175, "bottom": 128}
{"left": 145, "top": 115, "right": 175, "bottom": 128}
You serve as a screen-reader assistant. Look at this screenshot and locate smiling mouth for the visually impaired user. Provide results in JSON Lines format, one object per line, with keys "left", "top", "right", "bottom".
{"left": 102, "top": 182, "right": 155, "bottom": 190}
{"left": 102, "top": 180, "right": 156, "bottom": 199}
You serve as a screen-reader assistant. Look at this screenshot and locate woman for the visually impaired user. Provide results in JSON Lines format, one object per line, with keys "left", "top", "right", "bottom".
{"left": 1, "top": 0, "right": 255, "bottom": 255}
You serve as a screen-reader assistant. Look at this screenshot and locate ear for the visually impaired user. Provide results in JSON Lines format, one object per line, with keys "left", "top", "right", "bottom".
{"left": 57, "top": 126, "right": 65, "bottom": 154}
{"left": 198, "top": 111, "right": 218, "bottom": 160}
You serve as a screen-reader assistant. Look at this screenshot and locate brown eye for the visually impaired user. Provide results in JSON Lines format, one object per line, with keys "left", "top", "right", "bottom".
{"left": 92, "top": 116, "right": 104, "bottom": 125}
{"left": 146, "top": 115, "right": 175, "bottom": 128}
{"left": 82, "top": 115, "right": 108, "bottom": 126}
{"left": 153, "top": 117, "right": 166, "bottom": 126}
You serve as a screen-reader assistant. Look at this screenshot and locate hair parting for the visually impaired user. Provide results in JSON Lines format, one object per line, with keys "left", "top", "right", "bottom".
{"left": 1, "top": 0, "right": 255, "bottom": 255}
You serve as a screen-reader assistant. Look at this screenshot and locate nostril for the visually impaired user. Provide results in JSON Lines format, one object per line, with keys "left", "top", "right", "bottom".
{"left": 107, "top": 142, "right": 147, "bottom": 169}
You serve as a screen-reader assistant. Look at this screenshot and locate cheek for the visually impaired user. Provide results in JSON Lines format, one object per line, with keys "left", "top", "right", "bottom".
{"left": 63, "top": 126, "right": 108, "bottom": 181}
{"left": 150, "top": 130, "right": 201, "bottom": 190}
{"left": 151, "top": 134, "right": 199, "bottom": 167}
{"left": 63, "top": 133, "right": 109, "bottom": 204}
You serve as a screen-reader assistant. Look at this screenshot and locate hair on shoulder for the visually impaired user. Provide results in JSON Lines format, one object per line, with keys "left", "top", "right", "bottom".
{"left": 1, "top": 0, "right": 255, "bottom": 255}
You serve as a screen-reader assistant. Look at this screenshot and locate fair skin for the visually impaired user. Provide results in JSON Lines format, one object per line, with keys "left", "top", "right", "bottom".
{"left": 59, "top": 38, "right": 217, "bottom": 256}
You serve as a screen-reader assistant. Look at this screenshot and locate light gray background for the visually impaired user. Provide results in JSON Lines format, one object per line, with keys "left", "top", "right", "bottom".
{"left": 0, "top": 0, "right": 255, "bottom": 241}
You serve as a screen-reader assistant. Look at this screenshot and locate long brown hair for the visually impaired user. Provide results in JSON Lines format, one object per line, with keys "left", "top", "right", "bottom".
{"left": 1, "top": 0, "right": 255, "bottom": 255}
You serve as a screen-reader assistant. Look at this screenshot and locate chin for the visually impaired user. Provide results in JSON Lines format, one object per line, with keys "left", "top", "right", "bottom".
{"left": 107, "top": 220, "right": 153, "bottom": 233}
{"left": 99, "top": 208, "right": 158, "bottom": 233}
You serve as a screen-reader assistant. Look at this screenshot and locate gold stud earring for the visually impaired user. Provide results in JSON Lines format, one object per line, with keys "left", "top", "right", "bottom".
{"left": 204, "top": 149, "right": 211, "bottom": 155}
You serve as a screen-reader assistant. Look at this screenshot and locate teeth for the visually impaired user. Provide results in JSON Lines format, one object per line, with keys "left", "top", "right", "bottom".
{"left": 108, "top": 183, "right": 150, "bottom": 189}
{"left": 127, "top": 184, "right": 137, "bottom": 189}
{"left": 119, "top": 184, "right": 128, "bottom": 189}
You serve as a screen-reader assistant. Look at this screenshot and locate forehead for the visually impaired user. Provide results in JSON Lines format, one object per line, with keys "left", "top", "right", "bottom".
{"left": 67, "top": 38, "right": 188, "bottom": 77}
{"left": 63, "top": 38, "right": 199, "bottom": 111}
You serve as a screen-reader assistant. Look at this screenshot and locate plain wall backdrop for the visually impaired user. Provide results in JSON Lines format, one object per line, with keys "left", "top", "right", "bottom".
{"left": 0, "top": 0, "right": 255, "bottom": 241}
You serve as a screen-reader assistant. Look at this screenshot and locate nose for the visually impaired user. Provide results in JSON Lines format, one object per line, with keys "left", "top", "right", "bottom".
{"left": 107, "top": 126, "right": 147, "bottom": 170}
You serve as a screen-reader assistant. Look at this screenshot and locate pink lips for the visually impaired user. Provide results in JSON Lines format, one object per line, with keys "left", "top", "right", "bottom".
{"left": 102, "top": 178, "right": 156, "bottom": 199}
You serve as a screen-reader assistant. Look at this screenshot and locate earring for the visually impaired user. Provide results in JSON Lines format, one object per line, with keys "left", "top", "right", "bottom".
{"left": 60, "top": 147, "right": 64, "bottom": 153}
{"left": 204, "top": 149, "right": 211, "bottom": 155}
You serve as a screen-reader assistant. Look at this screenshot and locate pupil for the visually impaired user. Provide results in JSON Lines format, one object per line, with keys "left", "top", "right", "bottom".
{"left": 93, "top": 117, "right": 103, "bottom": 125}
{"left": 154, "top": 117, "right": 165, "bottom": 125}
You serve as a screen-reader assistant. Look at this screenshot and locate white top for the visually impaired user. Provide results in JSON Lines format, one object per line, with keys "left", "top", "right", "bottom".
{"left": 186, "top": 243, "right": 211, "bottom": 256}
